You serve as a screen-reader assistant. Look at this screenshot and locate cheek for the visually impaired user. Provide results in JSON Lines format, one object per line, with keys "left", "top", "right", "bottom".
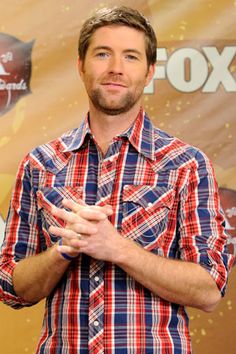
{"left": 133, "top": 74, "right": 149, "bottom": 89}
{"left": 83, "top": 69, "right": 103, "bottom": 86}
{"left": 130, "top": 67, "right": 149, "bottom": 83}
{"left": 82, "top": 73, "right": 95, "bottom": 89}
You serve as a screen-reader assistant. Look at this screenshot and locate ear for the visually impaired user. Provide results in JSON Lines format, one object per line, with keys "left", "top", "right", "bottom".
{"left": 77, "top": 56, "right": 84, "bottom": 81}
{"left": 145, "top": 64, "right": 155, "bottom": 87}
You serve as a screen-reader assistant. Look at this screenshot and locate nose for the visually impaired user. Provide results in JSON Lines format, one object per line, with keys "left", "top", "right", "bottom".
{"left": 108, "top": 55, "right": 124, "bottom": 75}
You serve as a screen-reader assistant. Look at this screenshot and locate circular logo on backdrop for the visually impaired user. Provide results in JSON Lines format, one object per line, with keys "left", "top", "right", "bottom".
{"left": 219, "top": 187, "right": 236, "bottom": 259}
{"left": 0, "top": 33, "right": 34, "bottom": 116}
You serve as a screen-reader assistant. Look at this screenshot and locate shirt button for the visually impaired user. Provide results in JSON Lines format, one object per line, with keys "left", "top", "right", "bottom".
{"left": 94, "top": 276, "right": 100, "bottom": 282}
{"left": 94, "top": 320, "right": 99, "bottom": 327}
{"left": 148, "top": 202, "right": 153, "bottom": 207}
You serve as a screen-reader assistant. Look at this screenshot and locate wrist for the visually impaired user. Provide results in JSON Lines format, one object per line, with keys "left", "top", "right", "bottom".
{"left": 112, "top": 236, "right": 135, "bottom": 265}
{"left": 116, "top": 237, "right": 147, "bottom": 269}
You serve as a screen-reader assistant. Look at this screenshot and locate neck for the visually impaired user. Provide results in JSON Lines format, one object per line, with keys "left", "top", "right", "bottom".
{"left": 88, "top": 104, "right": 142, "bottom": 155}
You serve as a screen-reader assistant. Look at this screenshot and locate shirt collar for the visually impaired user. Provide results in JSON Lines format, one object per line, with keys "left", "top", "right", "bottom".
{"left": 62, "top": 109, "right": 155, "bottom": 161}
{"left": 122, "top": 108, "right": 155, "bottom": 161}
{"left": 62, "top": 114, "right": 91, "bottom": 152}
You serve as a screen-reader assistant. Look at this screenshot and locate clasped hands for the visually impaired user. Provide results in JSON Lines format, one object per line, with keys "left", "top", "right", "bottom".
{"left": 49, "top": 199, "right": 125, "bottom": 262}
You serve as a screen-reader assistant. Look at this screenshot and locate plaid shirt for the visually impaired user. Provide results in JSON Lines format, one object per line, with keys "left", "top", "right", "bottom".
{"left": 0, "top": 110, "right": 233, "bottom": 353}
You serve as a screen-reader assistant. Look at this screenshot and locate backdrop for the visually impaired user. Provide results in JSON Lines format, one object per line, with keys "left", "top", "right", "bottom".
{"left": 0, "top": 0, "right": 235, "bottom": 353}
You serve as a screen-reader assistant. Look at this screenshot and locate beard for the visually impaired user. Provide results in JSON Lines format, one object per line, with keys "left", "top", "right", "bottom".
{"left": 88, "top": 87, "right": 143, "bottom": 116}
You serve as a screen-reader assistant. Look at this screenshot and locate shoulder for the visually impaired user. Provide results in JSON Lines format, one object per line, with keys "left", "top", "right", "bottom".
{"left": 152, "top": 125, "right": 211, "bottom": 170}
{"left": 26, "top": 128, "right": 79, "bottom": 172}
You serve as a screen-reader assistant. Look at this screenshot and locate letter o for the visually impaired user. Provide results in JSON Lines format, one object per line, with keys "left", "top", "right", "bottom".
{"left": 167, "top": 48, "right": 208, "bottom": 92}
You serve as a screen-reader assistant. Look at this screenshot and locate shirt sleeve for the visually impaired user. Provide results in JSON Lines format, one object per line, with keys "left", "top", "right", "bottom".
{"left": 0, "top": 155, "right": 41, "bottom": 308}
{"left": 178, "top": 150, "right": 235, "bottom": 296}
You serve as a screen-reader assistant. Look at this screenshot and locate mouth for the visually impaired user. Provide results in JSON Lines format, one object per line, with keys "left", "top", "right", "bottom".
{"left": 101, "top": 82, "right": 127, "bottom": 88}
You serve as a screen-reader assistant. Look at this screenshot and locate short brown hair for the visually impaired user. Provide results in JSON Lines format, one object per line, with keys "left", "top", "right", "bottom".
{"left": 78, "top": 6, "right": 157, "bottom": 67}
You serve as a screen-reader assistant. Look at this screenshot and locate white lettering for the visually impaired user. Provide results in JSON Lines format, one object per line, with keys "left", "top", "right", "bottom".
{"left": 1, "top": 51, "right": 13, "bottom": 63}
{"left": 144, "top": 46, "right": 236, "bottom": 94}
{"left": 0, "top": 52, "right": 13, "bottom": 75}
{"left": 167, "top": 48, "right": 208, "bottom": 92}
{"left": 0, "top": 78, "right": 27, "bottom": 90}
{"left": 226, "top": 206, "right": 236, "bottom": 219}
{"left": 0, "top": 63, "right": 10, "bottom": 76}
{"left": 202, "top": 47, "right": 236, "bottom": 92}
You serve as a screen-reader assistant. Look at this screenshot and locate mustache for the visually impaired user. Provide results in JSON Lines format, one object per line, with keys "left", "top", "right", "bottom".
{"left": 101, "top": 74, "right": 128, "bottom": 86}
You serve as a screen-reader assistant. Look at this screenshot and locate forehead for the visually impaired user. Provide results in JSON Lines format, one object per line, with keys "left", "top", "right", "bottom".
{"left": 88, "top": 25, "right": 146, "bottom": 52}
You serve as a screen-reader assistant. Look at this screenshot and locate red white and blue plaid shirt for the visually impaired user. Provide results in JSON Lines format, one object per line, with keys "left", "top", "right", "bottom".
{"left": 0, "top": 109, "right": 234, "bottom": 353}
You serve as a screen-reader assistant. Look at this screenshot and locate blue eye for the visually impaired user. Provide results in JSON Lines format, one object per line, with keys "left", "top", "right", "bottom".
{"left": 125, "top": 55, "right": 138, "bottom": 61}
{"left": 96, "top": 52, "right": 109, "bottom": 59}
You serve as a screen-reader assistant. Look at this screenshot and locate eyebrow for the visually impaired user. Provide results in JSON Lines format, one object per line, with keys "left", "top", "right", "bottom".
{"left": 92, "top": 46, "right": 143, "bottom": 56}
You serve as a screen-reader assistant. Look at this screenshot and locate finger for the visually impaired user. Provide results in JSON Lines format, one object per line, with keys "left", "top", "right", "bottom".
{"left": 100, "top": 204, "right": 113, "bottom": 216}
{"left": 69, "top": 237, "right": 88, "bottom": 248}
{"left": 57, "top": 241, "right": 88, "bottom": 255}
{"left": 88, "top": 204, "right": 113, "bottom": 217}
{"left": 66, "top": 222, "right": 98, "bottom": 234}
{"left": 50, "top": 225, "right": 77, "bottom": 239}
{"left": 63, "top": 199, "right": 112, "bottom": 217}
{"left": 50, "top": 224, "right": 97, "bottom": 238}
{"left": 77, "top": 198, "right": 87, "bottom": 206}
{"left": 51, "top": 206, "right": 99, "bottom": 230}
{"left": 62, "top": 198, "right": 86, "bottom": 213}
{"left": 51, "top": 205, "right": 80, "bottom": 224}
{"left": 78, "top": 207, "right": 108, "bottom": 221}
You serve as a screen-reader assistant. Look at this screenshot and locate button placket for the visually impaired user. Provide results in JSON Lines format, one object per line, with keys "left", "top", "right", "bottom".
{"left": 88, "top": 262, "right": 104, "bottom": 353}
{"left": 88, "top": 140, "right": 122, "bottom": 353}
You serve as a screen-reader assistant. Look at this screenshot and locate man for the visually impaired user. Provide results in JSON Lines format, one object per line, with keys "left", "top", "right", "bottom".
{"left": 0, "top": 6, "right": 234, "bottom": 354}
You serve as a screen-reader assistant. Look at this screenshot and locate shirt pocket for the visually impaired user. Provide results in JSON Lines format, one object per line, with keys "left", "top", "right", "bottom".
{"left": 121, "top": 185, "right": 175, "bottom": 253}
{"left": 36, "top": 186, "right": 83, "bottom": 247}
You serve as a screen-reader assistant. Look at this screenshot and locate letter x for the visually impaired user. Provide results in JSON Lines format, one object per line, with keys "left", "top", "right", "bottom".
{"left": 203, "top": 46, "right": 236, "bottom": 92}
